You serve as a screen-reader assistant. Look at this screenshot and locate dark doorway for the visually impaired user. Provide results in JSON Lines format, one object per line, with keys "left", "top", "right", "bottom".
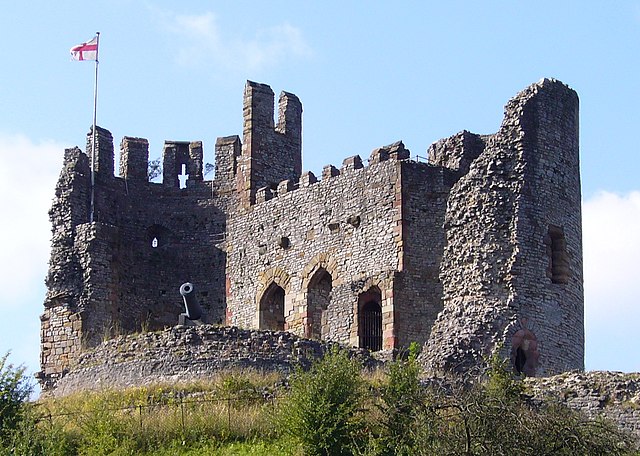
{"left": 307, "top": 269, "right": 332, "bottom": 340}
{"left": 358, "top": 288, "right": 383, "bottom": 351}
{"left": 259, "top": 283, "right": 285, "bottom": 331}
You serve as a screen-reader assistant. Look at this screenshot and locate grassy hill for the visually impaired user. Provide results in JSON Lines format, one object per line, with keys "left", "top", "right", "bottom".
{"left": 2, "top": 349, "right": 638, "bottom": 455}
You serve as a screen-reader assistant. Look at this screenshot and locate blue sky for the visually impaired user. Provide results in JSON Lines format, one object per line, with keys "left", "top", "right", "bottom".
{"left": 1, "top": 1, "right": 639, "bottom": 383}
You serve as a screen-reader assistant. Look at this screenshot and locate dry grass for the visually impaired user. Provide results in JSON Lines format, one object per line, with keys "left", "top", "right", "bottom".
{"left": 29, "top": 369, "right": 286, "bottom": 454}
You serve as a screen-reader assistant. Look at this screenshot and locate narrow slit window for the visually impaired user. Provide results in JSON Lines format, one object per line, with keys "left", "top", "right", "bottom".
{"left": 147, "top": 224, "right": 171, "bottom": 249}
{"left": 546, "top": 225, "right": 569, "bottom": 284}
{"left": 178, "top": 163, "right": 189, "bottom": 189}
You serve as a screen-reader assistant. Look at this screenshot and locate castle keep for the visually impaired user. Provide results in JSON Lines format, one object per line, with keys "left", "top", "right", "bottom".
{"left": 40, "top": 79, "right": 583, "bottom": 391}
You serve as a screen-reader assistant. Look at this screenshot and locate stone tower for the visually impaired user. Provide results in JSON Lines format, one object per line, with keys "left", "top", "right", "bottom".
{"left": 421, "top": 78, "right": 583, "bottom": 376}
{"left": 237, "top": 81, "right": 302, "bottom": 207}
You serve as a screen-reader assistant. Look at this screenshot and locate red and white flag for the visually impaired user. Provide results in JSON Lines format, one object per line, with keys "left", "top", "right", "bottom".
{"left": 70, "top": 36, "right": 98, "bottom": 61}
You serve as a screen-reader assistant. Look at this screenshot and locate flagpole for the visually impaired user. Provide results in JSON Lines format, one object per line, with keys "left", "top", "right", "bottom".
{"left": 90, "top": 32, "right": 100, "bottom": 223}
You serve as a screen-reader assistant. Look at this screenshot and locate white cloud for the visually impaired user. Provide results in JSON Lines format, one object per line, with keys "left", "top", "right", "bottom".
{"left": 0, "top": 133, "right": 66, "bottom": 306}
{"left": 158, "top": 10, "right": 312, "bottom": 72}
{"left": 583, "top": 190, "right": 640, "bottom": 371}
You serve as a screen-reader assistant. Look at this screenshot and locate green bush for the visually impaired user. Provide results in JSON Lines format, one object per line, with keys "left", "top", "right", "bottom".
{"left": 278, "top": 347, "right": 365, "bottom": 456}
{"left": 0, "top": 352, "right": 31, "bottom": 442}
{"left": 407, "top": 353, "right": 639, "bottom": 456}
{"left": 375, "top": 342, "right": 424, "bottom": 455}
{"left": 483, "top": 349, "right": 525, "bottom": 402}
{"left": 0, "top": 407, "right": 75, "bottom": 456}
{"left": 2, "top": 351, "right": 637, "bottom": 455}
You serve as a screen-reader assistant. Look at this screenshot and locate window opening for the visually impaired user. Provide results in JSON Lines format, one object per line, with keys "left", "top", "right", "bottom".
{"left": 178, "top": 163, "right": 189, "bottom": 189}
{"left": 146, "top": 224, "right": 171, "bottom": 249}
{"left": 546, "top": 225, "right": 569, "bottom": 284}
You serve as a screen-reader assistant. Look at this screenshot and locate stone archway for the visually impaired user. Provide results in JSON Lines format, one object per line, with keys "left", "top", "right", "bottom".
{"left": 258, "top": 283, "right": 285, "bottom": 331}
{"left": 300, "top": 253, "right": 341, "bottom": 340}
{"left": 255, "top": 267, "right": 291, "bottom": 330}
{"left": 307, "top": 268, "right": 332, "bottom": 340}
{"left": 358, "top": 287, "right": 383, "bottom": 351}
{"left": 511, "top": 327, "right": 539, "bottom": 376}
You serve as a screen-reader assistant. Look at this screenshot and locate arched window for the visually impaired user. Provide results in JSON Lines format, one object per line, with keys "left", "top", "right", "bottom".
{"left": 307, "top": 269, "right": 332, "bottom": 340}
{"left": 358, "top": 287, "right": 382, "bottom": 352}
{"left": 258, "top": 283, "right": 285, "bottom": 331}
{"left": 146, "top": 224, "right": 172, "bottom": 249}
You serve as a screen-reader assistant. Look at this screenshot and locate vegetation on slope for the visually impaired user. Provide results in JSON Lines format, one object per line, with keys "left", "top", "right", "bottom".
{"left": 1, "top": 349, "right": 638, "bottom": 455}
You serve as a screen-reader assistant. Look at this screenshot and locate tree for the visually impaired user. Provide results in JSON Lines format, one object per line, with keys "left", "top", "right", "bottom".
{"left": 148, "top": 157, "right": 162, "bottom": 181}
{"left": 0, "top": 352, "right": 31, "bottom": 440}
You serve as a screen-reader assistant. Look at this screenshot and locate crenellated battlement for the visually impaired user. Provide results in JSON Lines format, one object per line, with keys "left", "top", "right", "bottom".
{"left": 119, "top": 136, "right": 149, "bottom": 182}
{"left": 253, "top": 141, "right": 412, "bottom": 206}
{"left": 80, "top": 115, "right": 419, "bottom": 211}
{"left": 238, "top": 81, "right": 302, "bottom": 207}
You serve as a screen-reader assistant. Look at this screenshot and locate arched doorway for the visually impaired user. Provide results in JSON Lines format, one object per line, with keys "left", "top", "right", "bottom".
{"left": 258, "top": 283, "right": 285, "bottom": 331}
{"left": 511, "top": 328, "right": 539, "bottom": 376}
{"left": 358, "top": 287, "right": 382, "bottom": 352}
{"left": 307, "top": 268, "right": 332, "bottom": 340}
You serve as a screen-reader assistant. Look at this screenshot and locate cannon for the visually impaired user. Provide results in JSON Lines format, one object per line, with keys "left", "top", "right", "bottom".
{"left": 178, "top": 282, "right": 203, "bottom": 325}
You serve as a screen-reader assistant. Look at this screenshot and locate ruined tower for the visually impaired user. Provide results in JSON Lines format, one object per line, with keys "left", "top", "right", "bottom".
{"left": 421, "top": 79, "right": 583, "bottom": 376}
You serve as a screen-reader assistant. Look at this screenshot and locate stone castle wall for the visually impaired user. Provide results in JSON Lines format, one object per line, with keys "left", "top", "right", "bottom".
{"left": 528, "top": 371, "right": 640, "bottom": 440}
{"left": 237, "top": 82, "right": 302, "bottom": 207}
{"left": 41, "top": 130, "right": 239, "bottom": 385}
{"left": 227, "top": 147, "right": 406, "bottom": 349}
{"left": 47, "top": 325, "right": 381, "bottom": 398}
{"left": 41, "top": 78, "right": 585, "bottom": 393}
{"left": 393, "top": 162, "right": 458, "bottom": 346}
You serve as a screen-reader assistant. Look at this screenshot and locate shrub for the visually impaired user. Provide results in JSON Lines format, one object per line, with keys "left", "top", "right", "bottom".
{"left": 409, "top": 353, "right": 639, "bottom": 456}
{"left": 483, "top": 349, "right": 524, "bottom": 402}
{"left": 278, "top": 347, "right": 365, "bottom": 456}
{"left": 375, "top": 342, "right": 424, "bottom": 455}
{"left": 0, "top": 408, "right": 75, "bottom": 456}
{"left": 0, "top": 352, "right": 31, "bottom": 442}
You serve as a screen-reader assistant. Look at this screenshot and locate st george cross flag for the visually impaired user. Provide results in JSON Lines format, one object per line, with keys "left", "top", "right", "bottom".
{"left": 70, "top": 36, "right": 98, "bottom": 61}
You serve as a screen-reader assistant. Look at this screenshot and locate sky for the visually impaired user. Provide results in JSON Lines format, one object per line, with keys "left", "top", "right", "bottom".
{"left": 1, "top": 1, "right": 639, "bottom": 385}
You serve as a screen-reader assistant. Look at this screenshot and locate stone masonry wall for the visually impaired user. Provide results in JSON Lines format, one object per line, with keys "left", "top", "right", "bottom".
{"left": 47, "top": 325, "right": 380, "bottom": 398}
{"left": 420, "top": 127, "right": 525, "bottom": 375}
{"left": 421, "top": 79, "right": 583, "bottom": 377}
{"left": 527, "top": 371, "right": 640, "bottom": 441}
{"left": 42, "top": 78, "right": 586, "bottom": 394}
{"left": 392, "top": 162, "right": 458, "bottom": 347}
{"left": 237, "top": 81, "right": 302, "bottom": 207}
{"left": 511, "top": 80, "right": 583, "bottom": 375}
{"left": 226, "top": 150, "right": 405, "bottom": 350}
{"left": 41, "top": 128, "right": 237, "bottom": 386}
{"left": 41, "top": 147, "right": 91, "bottom": 387}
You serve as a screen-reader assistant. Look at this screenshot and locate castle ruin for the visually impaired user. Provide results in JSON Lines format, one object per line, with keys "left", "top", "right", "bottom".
{"left": 39, "top": 78, "right": 583, "bottom": 391}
